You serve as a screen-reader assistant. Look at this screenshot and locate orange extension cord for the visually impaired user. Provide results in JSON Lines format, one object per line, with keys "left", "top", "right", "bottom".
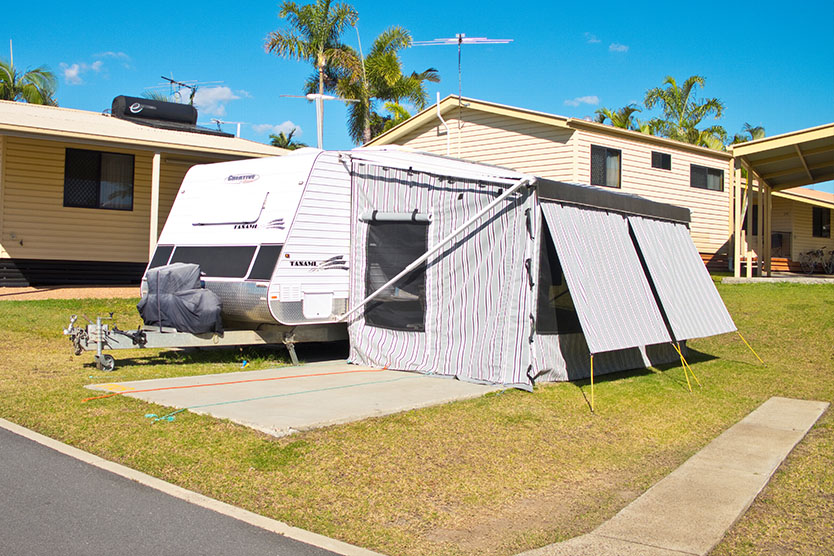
{"left": 82, "top": 367, "right": 388, "bottom": 403}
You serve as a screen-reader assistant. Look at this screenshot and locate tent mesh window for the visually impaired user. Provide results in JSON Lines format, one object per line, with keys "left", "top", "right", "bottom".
{"left": 365, "top": 221, "right": 428, "bottom": 331}
{"left": 63, "top": 148, "right": 134, "bottom": 210}
{"left": 169, "top": 246, "right": 257, "bottom": 278}
{"left": 590, "top": 145, "right": 622, "bottom": 188}
{"left": 536, "top": 220, "right": 582, "bottom": 334}
{"left": 690, "top": 164, "right": 724, "bottom": 191}
{"left": 247, "top": 245, "right": 284, "bottom": 280}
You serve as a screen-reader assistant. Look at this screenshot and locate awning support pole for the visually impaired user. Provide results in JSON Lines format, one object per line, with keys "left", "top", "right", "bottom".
{"left": 339, "top": 176, "right": 536, "bottom": 322}
{"left": 736, "top": 331, "right": 765, "bottom": 366}
{"left": 589, "top": 354, "right": 595, "bottom": 413}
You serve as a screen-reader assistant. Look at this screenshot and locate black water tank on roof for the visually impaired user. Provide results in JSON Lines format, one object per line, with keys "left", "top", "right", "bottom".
{"left": 111, "top": 96, "right": 198, "bottom": 125}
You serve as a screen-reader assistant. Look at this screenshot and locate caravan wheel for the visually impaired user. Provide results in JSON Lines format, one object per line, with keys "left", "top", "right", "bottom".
{"left": 96, "top": 354, "right": 116, "bottom": 372}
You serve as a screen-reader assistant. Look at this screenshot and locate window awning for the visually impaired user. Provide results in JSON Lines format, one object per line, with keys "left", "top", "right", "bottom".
{"left": 540, "top": 202, "right": 671, "bottom": 354}
{"left": 628, "top": 216, "right": 736, "bottom": 340}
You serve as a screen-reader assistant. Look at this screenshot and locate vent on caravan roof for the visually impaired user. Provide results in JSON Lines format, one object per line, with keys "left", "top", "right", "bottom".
{"left": 110, "top": 96, "right": 233, "bottom": 137}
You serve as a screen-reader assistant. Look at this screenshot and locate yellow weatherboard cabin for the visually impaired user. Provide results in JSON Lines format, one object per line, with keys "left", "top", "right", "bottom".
{"left": 366, "top": 96, "right": 834, "bottom": 273}
{"left": 0, "top": 98, "right": 285, "bottom": 286}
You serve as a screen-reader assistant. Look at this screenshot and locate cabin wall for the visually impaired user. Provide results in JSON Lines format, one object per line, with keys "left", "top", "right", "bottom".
{"left": 394, "top": 112, "right": 576, "bottom": 180}
{"left": 0, "top": 136, "right": 203, "bottom": 285}
{"left": 390, "top": 110, "right": 732, "bottom": 264}
{"left": 791, "top": 200, "right": 829, "bottom": 260}
{"left": 571, "top": 129, "right": 731, "bottom": 262}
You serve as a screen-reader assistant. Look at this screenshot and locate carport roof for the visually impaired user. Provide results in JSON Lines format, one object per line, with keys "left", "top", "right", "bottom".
{"left": 730, "top": 122, "right": 834, "bottom": 191}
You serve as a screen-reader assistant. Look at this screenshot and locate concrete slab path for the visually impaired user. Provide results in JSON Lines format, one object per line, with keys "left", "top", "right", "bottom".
{"left": 518, "top": 397, "right": 829, "bottom": 556}
{"left": 87, "top": 360, "right": 501, "bottom": 437}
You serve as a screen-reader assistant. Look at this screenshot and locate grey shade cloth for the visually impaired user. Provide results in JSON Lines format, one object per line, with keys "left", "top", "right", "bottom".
{"left": 540, "top": 202, "right": 671, "bottom": 354}
{"left": 138, "top": 263, "right": 223, "bottom": 334}
{"left": 628, "top": 216, "right": 736, "bottom": 340}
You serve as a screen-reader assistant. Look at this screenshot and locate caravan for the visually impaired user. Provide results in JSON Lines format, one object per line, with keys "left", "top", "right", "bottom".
{"left": 67, "top": 148, "right": 735, "bottom": 383}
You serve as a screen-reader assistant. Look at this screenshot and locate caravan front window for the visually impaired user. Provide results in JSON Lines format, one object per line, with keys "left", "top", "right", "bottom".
{"left": 365, "top": 221, "right": 428, "bottom": 331}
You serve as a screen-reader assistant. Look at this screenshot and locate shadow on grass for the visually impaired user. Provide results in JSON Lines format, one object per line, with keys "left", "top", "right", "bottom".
{"left": 570, "top": 347, "right": 721, "bottom": 409}
{"left": 78, "top": 341, "right": 351, "bottom": 370}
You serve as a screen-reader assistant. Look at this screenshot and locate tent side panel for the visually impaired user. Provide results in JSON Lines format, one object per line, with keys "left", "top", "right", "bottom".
{"left": 539, "top": 202, "right": 671, "bottom": 354}
{"left": 347, "top": 162, "right": 534, "bottom": 387}
{"left": 627, "top": 216, "right": 736, "bottom": 340}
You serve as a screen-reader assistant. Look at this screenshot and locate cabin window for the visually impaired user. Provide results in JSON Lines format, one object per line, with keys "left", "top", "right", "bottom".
{"left": 690, "top": 164, "right": 724, "bottom": 191}
{"left": 365, "top": 221, "right": 428, "bottom": 331}
{"left": 813, "top": 206, "right": 831, "bottom": 238}
{"left": 651, "top": 151, "right": 671, "bottom": 170}
{"left": 169, "top": 245, "right": 257, "bottom": 278}
{"left": 537, "top": 220, "right": 582, "bottom": 335}
{"left": 63, "top": 148, "right": 134, "bottom": 210}
{"left": 590, "top": 145, "right": 621, "bottom": 188}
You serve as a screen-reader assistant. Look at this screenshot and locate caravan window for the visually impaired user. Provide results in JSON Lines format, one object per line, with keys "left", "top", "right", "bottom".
{"left": 364, "top": 221, "right": 428, "bottom": 331}
{"left": 247, "top": 245, "right": 283, "bottom": 280}
{"left": 537, "top": 220, "right": 582, "bottom": 335}
{"left": 169, "top": 246, "right": 256, "bottom": 278}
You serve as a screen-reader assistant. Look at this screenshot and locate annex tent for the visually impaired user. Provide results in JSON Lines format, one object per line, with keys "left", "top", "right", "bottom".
{"left": 343, "top": 149, "right": 736, "bottom": 390}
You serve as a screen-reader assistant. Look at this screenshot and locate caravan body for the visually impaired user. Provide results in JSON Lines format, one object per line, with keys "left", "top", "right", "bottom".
{"left": 146, "top": 149, "right": 351, "bottom": 328}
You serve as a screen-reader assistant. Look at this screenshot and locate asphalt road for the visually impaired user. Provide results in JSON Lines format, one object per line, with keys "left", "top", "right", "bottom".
{"left": 0, "top": 426, "right": 341, "bottom": 556}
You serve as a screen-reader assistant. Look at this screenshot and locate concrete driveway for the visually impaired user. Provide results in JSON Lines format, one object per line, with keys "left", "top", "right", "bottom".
{"left": 87, "top": 360, "right": 502, "bottom": 436}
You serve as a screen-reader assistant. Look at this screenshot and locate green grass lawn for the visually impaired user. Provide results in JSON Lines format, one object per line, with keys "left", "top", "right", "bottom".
{"left": 0, "top": 283, "right": 831, "bottom": 556}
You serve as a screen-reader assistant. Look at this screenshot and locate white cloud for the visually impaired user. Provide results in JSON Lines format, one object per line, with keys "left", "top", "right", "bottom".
{"left": 91, "top": 60, "right": 103, "bottom": 72}
{"left": 564, "top": 95, "right": 599, "bottom": 107}
{"left": 60, "top": 63, "right": 84, "bottom": 85}
{"left": 584, "top": 32, "right": 600, "bottom": 44}
{"left": 252, "top": 121, "right": 301, "bottom": 137}
{"left": 609, "top": 43, "right": 629, "bottom": 53}
{"left": 94, "top": 51, "right": 132, "bottom": 68}
{"left": 192, "top": 86, "right": 242, "bottom": 117}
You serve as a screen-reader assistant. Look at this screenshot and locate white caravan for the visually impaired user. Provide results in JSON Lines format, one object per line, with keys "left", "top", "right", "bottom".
{"left": 146, "top": 148, "right": 352, "bottom": 328}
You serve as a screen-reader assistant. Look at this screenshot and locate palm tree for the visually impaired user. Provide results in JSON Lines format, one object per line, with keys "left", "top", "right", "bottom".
{"left": 594, "top": 103, "right": 642, "bottom": 130}
{"left": 731, "top": 123, "right": 765, "bottom": 144}
{"left": 644, "top": 75, "right": 726, "bottom": 148}
{"left": 269, "top": 128, "right": 308, "bottom": 150}
{"left": 369, "top": 102, "right": 413, "bottom": 137}
{"left": 264, "top": 0, "right": 358, "bottom": 98}
{"left": 0, "top": 59, "right": 57, "bottom": 105}
{"left": 333, "top": 26, "right": 439, "bottom": 144}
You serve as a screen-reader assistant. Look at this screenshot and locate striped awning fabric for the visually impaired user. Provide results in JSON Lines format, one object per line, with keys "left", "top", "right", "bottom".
{"left": 628, "top": 216, "right": 736, "bottom": 340}
{"left": 540, "top": 202, "right": 671, "bottom": 354}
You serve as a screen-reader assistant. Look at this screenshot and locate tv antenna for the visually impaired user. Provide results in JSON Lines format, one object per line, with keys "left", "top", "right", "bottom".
{"left": 413, "top": 34, "right": 512, "bottom": 104}
{"left": 280, "top": 93, "right": 359, "bottom": 149}
{"left": 198, "top": 119, "right": 248, "bottom": 137}
{"left": 149, "top": 75, "right": 223, "bottom": 104}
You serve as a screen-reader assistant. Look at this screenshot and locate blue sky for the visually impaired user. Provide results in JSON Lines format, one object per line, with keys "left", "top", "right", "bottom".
{"left": 3, "top": 0, "right": 833, "bottom": 191}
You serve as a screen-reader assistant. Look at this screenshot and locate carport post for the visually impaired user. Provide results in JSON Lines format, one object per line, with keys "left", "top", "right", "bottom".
{"left": 745, "top": 164, "right": 753, "bottom": 278}
{"left": 149, "top": 152, "right": 161, "bottom": 259}
{"left": 733, "top": 162, "right": 742, "bottom": 278}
